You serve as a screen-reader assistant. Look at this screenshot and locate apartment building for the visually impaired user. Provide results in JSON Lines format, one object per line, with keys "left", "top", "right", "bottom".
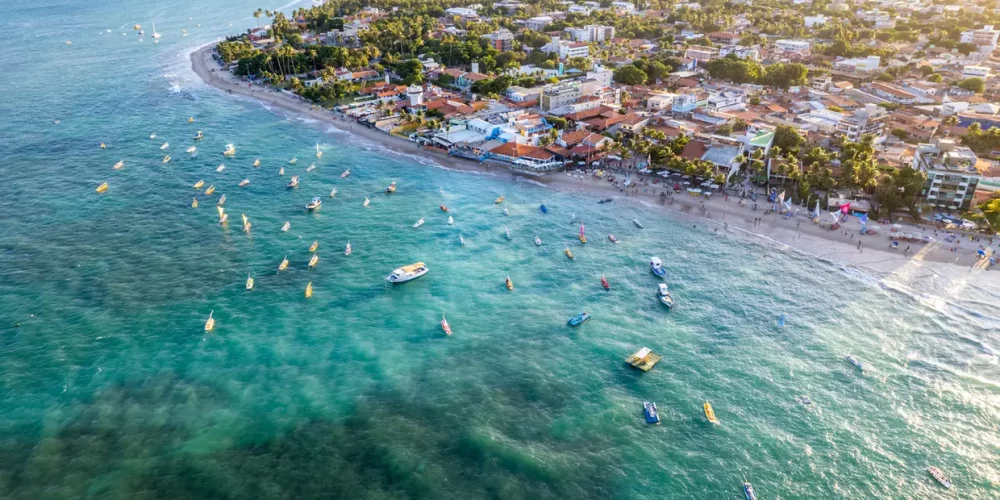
{"left": 913, "top": 139, "right": 984, "bottom": 210}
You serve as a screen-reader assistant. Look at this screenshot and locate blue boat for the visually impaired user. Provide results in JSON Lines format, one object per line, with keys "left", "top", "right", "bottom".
{"left": 643, "top": 401, "right": 660, "bottom": 424}
{"left": 650, "top": 257, "right": 667, "bottom": 278}
{"left": 743, "top": 482, "right": 758, "bottom": 500}
{"left": 540, "top": 203, "right": 548, "bottom": 214}
{"left": 567, "top": 312, "right": 590, "bottom": 327}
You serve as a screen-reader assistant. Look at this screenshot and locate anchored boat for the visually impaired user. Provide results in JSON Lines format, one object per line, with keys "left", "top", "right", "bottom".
{"left": 385, "top": 181, "right": 396, "bottom": 194}
{"left": 448, "top": 215, "right": 454, "bottom": 225}
{"left": 643, "top": 402, "right": 660, "bottom": 424}
{"left": 245, "top": 274, "right": 254, "bottom": 290}
{"left": 96, "top": 182, "right": 109, "bottom": 193}
{"left": 494, "top": 195, "right": 504, "bottom": 204}
{"left": 601, "top": 274, "right": 609, "bottom": 290}
{"left": 657, "top": 283, "right": 674, "bottom": 309}
{"left": 626, "top": 347, "right": 662, "bottom": 371}
{"left": 305, "top": 282, "right": 313, "bottom": 298}
{"left": 504, "top": 274, "right": 514, "bottom": 290}
{"left": 441, "top": 314, "right": 452, "bottom": 336}
{"left": 287, "top": 176, "right": 299, "bottom": 188}
{"left": 579, "top": 222, "right": 587, "bottom": 244}
{"left": 650, "top": 257, "right": 667, "bottom": 278}
{"left": 386, "top": 262, "right": 429, "bottom": 283}
{"left": 306, "top": 197, "right": 322, "bottom": 210}
{"left": 504, "top": 226, "right": 511, "bottom": 240}
{"left": 308, "top": 254, "right": 319, "bottom": 268}
{"left": 927, "top": 466, "right": 951, "bottom": 489}
{"left": 204, "top": 311, "right": 214, "bottom": 332}
{"left": 345, "top": 241, "right": 352, "bottom": 255}
{"left": 608, "top": 234, "right": 618, "bottom": 244}
{"left": 633, "top": 218, "right": 643, "bottom": 229}
{"left": 535, "top": 235, "right": 542, "bottom": 246}
{"left": 845, "top": 355, "right": 864, "bottom": 371}
{"left": 309, "top": 241, "right": 319, "bottom": 252}
{"left": 704, "top": 402, "right": 719, "bottom": 424}
{"left": 413, "top": 217, "right": 425, "bottom": 228}
{"left": 743, "top": 481, "right": 758, "bottom": 500}
{"left": 567, "top": 312, "right": 590, "bottom": 327}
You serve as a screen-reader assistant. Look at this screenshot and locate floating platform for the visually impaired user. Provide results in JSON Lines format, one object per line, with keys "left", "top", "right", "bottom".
{"left": 626, "top": 347, "right": 662, "bottom": 371}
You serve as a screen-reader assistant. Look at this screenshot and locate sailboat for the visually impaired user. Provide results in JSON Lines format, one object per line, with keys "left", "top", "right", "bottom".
{"left": 305, "top": 282, "right": 313, "bottom": 298}
{"left": 503, "top": 205, "right": 509, "bottom": 216}
{"left": 340, "top": 169, "right": 350, "bottom": 178}
{"left": 448, "top": 215, "right": 454, "bottom": 225}
{"left": 601, "top": 274, "right": 610, "bottom": 290}
{"left": 253, "top": 158, "right": 260, "bottom": 167}
{"left": 204, "top": 185, "right": 215, "bottom": 195}
{"left": 278, "top": 256, "right": 289, "bottom": 271}
{"left": 579, "top": 221, "right": 587, "bottom": 244}
{"left": 308, "top": 254, "right": 319, "bottom": 268}
{"left": 315, "top": 143, "right": 322, "bottom": 159}
{"left": 279, "top": 167, "right": 284, "bottom": 176}
{"left": 160, "top": 142, "right": 169, "bottom": 150}
{"left": 216, "top": 205, "right": 227, "bottom": 224}
{"left": 329, "top": 188, "right": 337, "bottom": 198}
{"left": 363, "top": 197, "right": 370, "bottom": 208}
{"left": 204, "top": 311, "right": 214, "bottom": 331}
{"left": 246, "top": 274, "right": 254, "bottom": 290}
{"left": 151, "top": 21, "right": 160, "bottom": 39}
{"left": 305, "top": 163, "right": 316, "bottom": 172}
{"left": 441, "top": 314, "right": 452, "bottom": 336}
{"left": 459, "top": 234, "right": 465, "bottom": 246}
{"left": 191, "top": 198, "right": 198, "bottom": 208}
{"left": 193, "top": 180, "right": 205, "bottom": 189}
{"left": 281, "top": 221, "right": 290, "bottom": 232}
{"left": 112, "top": 160, "right": 124, "bottom": 170}
{"left": 216, "top": 194, "right": 226, "bottom": 206}
{"left": 413, "top": 217, "right": 425, "bottom": 228}
{"left": 241, "top": 213, "right": 251, "bottom": 232}
{"left": 96, "top": 182, "right": 109, "bottom": 193}
{"left": 345, "top": 241, "right": 352, "bottom": 255}
{"left": 505, "top": 274, "right": 514, "bottom": 290}
{"left": 216, "top": 163, "right": 225, "bottom": 172}
{"left": 239, "top": 179, "right": 250, "bottom": 187}
{"left": 288, "top": 157, "right": 297, "bottom": 165}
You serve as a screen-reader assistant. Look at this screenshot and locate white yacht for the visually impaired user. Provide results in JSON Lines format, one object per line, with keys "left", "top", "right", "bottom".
{"left": 386, "top": 262, "right": 429, "bottom": 283}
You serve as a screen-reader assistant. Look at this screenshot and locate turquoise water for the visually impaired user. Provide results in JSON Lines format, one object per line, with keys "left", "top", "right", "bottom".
{"left": 2, "top": 2, "right": 999, "bottom": 498}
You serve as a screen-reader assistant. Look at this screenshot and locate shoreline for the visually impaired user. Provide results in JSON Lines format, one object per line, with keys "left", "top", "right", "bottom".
{"left": 190, "top": 44, "right": 996, "bottom": 276}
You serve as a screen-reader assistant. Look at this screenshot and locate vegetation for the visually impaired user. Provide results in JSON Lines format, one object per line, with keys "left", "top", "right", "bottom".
{"left": 705, "top": 56, "right": 807, "bottom": 89}
{"left": 958, "top": 77, "right": 985, "bottom": 94}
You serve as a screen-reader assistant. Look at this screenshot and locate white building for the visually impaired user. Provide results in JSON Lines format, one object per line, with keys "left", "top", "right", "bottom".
{"left": 524, "top": 16, "right": 553, "bottom": 31}
{"left": 963, "top": 65, "right": 991, "bottom": 79}
{"left": 913, "top": 139, "right": 983, "bottom": 210}
{"left": 505, "top": 86, "right": 542, "bottom": 102}
{"left": 774, "top": 39, "right": 811, "bottom": 54}
{"left": 857, "top": 9, "right": 894, "bottom": 28}
{"left": 718, "top": 46, "right": 760, "bottom": 61}
{"left": 543, "top": 37, "right": 590, "bottom": 59}
{"left": 540, "top": 82, "right": 581, "bottom": 112}
{"left": 610, "top": 1, "right": 636, "bottom": 13}
{"left": 706, "top": 88, "right": 747, "bottom": 113}
{"left": 647, "top": 92, "right": 679, "bottom": 112}
{"left": 804, "top": 15, "right": 828, "bottom": 28}
{"left": 837, "top": 103, "right": 888, "bottom": 142}
{"left": 684, "top": 45, "right": 719, "bottom": 62}
{"left": 960, "top": 25, "right": 1000, "bottom": 51}
{"left": 444, "top": 7, "right": 479, "bottom": 19}
{"left": 833, "top": 56, "right": 882, "bottom": 75}
{"left": 564, "top": 25, "right": 616, "bottom": 43}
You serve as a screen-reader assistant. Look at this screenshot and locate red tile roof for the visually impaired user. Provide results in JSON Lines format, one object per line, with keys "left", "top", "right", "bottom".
{"left": 489, "top": 142, "right": 539, "bottom": 158}
{"left": 680, "top": 140, "right": 709, "bottom": 161}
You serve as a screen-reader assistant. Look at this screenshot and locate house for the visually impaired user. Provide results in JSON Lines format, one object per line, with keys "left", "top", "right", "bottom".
{"left": 832, "top": 56, "right": 882, "bottom": 76}
{"left": 506, "top": 86, "right": 542, "bottom": 102}
{"left": 837, "top": 103, "right": 889, "bottom": 142}
{"left": 804, "top": 15, "right": 828, "bottom": 27}
{"left": 707, "top": 32, "right": 740, "bottom": 45}
{"left": 612, "top": 113, "right": 651, "bottom": 134}
{"left": 647, "top": 92, "right": 679, "bottom": 112}
{"left": 868, "top": 82, "right": 917, "bottom": 104}
{"left": 564, "top": 25, "right": 616, "bottom": 42}
{"left": 672, "top": 88, "right": 709, "bottom": 114}
{"left": 444, "top": 7, "right": 479, "bottom": 19}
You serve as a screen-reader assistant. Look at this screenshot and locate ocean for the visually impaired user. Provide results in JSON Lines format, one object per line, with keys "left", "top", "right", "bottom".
{"left": 1, "top": 1, "right": 998, "bottom": 498}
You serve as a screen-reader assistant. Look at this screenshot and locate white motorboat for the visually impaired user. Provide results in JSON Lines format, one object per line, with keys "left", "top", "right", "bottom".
{"left": 502, "top": 205, "right": 509, "bottom": 216}
{"left": 305, "top": 163, "right": 316, "bottom": 172}
{"left": 504, "top": 226, "right": 511, "bottom": 240}
{"left": 534, "top": 235, "right": 542, "bottom": 246}
{"left": 216, "top": 163, "right": 225, "bottom": 172}
{"left": 447, "top": 215, "right": 454, "bottom": 225}
{"left": 633, "top": 219, "right": 643, "bottom": 229}
{"left": 281, "top": 221, "right": 290, "bottom": 232}
{"left": 160, "top": 142, "right": 169, "bottom": 150}
{"left": 239, "top": 179, "right": 250, "bottom": 187}
{"left": 149, "top": 133, "right": 156, "bottom": 139}
{"left": 657, "top": 283, "right": 674, "bottom": 309}
{"left": 650, "top": 257, "right": 667, "bottom": 278}
{"left": 413, "top": 217, "right": 425, "bottom": 228}
{"left": 845, "top": 355, "right": 864, "bottom": 370}
{"left": 363, "top": 197, "right": 370, "bottom": 207}
{"left": 306, "top": 197, "right": 322, "bottom": 210}
{"left": 186, "top": 146, "right": 197, "bottom": 154}
{"left": 340, "top": 169, "right": 350, "bottom": 178}
{"left": 223, "top": 144, "right": 236, "bottom": 156}
{"left": 386, "top": 262, "right": 429, "bottom": 283}
{"left": 329, "top": 188, "right": 337, "bottom": 198}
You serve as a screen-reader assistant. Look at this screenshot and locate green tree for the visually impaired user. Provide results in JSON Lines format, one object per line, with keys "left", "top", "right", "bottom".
{"left": 959, "top": 77, "right": 985, "bottom": 93}
{"left": 772, "top": 125, "right": 804, "bottom": 152}
{"left": 613, "top": 65, "right": 647, "bottom": 85}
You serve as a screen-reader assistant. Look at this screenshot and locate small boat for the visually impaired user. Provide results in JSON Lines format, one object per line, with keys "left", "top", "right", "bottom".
{"left": 305, "top": 282, "right": 313, "bottom": 298}
{"left": 363, "top": 197, "right": 370, "bottom": 208}
{"left": 253, "top": 158, "right": 260, "bottom": 167}
{"left": 650, "top": 257, "right": 667, "bottom": 278}
{"left": 797, "top": 395, "right": 813, "bottom": 406}
{"left": 96, "top": 182, "right": 109, "bottom": 193}
{"left": 626, "top": 347, "right": 662, "bottom": 371}
{"left": 601, "top": 274, "right": 609, "bottom": 290}
{"left": 657, "top": 283, "right": 674, "bottom": 309}
{"left": 447, "top": 215, "right": 454, "bottom": 225}
{"left": 309, "top": 241, "right": 319, "bottom": 252}
{"left": 216, "top": 194, "right": 226, "bottom": 206}
{"left": 204, "top": 311, "right": 214, "bottom": 332}
{"left": 192, "top": 198, "right": 198, "bottom": 208}
{"left": 845, "top": 355, "right": 864, "bottom": 371}
{"left": 643, "top": 402, "right": 660, "bottom": 424}
{"left": 504, "top": 226, "right": 511, "bottom": 240}
{"left": 743, "top": 481, "right": 758, "bottom": 500}
{"left": 216, "top": 164, "right": 225, "bottom": 172}
{"left": 193, "top": 180, "right": 205, "bottom": 189}
{"left": 564, "top": 245, "right": 574, "bottom": 259}
{"left": 281, "top": 221, "right": 290, "bottom": 232}
{"left": 459, "top": 234, "right": 465, "bottom": 245}
{"left": 188, "top": 116, "right": 194, "bottom": 123}
{"left": 112, "top": 160, "right": 124, "bottom": 170}
{"left": 245, "top": 274, "right": 254, "bottom": 290}
{"left": 305, "top": 163, "right": 316, "bottom": 172}
{"left": 239, "top": 179, "right": 250, "bottom": 187}
{"left": 579, "top": 222, "right": 587, "bottom": 244}
{"left": 315, "top": 143, "right": 322, "bottom": 159}
{"left": 927, "top": 466, "right": 952, "bottom": 489}
{"left": 329, "top": 188, "right": 337, "bottom": 198}
{"left": 505, "top": 274, "right": 514, "bottom": 290}
{"left": 99, "top": 143, "right": 106, "bottom": 149}
{"left": 598, "top": 198, "right": 613, "bottom": 204}
{"left": 149, "top": 133, "right": 156, "bottom": 139}
{"left": 608, "top": 234, "right": 618, "bottom": 244}
{"left": 288, "top": 157, "right": 297, "bottom": 165}
{"left": 194, "top": 131, "right": 203, "bottom": 140}
{"left": 441, "top": 314, "right": 452, "bottom": 336}
{"left": 439, "top": 204, "right": 448, "bottom": 212}
{"left": 704, "top": 402, "right": 719, "bottom": 424}
{"left": 278, "top": 256, "right": 289, "bottom": 271}
{"left": 162, "top": 155, "right": 171, "bottom": 163}
{"left": 502, "top": 205, "right": 509, "bottom": 216}
{"left": 385, "top": 181, "right": 396, "bottom": 194}
{"left": 540, "top": 202, "right": 547, "bottom": 214}
{"left": 345, "top": 241, "right": 352, "bottom": 255}
{"left": 241, "top": 214, "right": 251, "bottom": 232}
{"left": 340, "top": 169, "right": 350, "bottom": 178}
{"left": 413, "top": 217, "right": 425, "bottom": 228}
{"left": 204, "top": 185, "right": 215, "bottom": 195}
{"left": 306, "top": 197, "right": 322, "bottom": 210}
{"left": 279, "top": 167, "right": 285, "bottom": 176}
{"left": 287, "top": 176, "right": 299, "bottom": 188}
{"left": 535, "top": 235, "right": 542, "bottom": 246}
{"left": 223, "top": 144, "right": 236, "bottom": 156}
{"left": 65, "top": 40, "right": 72, "bottom": 45}
{"left": 386, "top": 262, "right": 429, "bottom": 283}
{"left": 633, "top": 219, "right": 643, "bottom": 229}
{"left": 160, "top": 142, "right": 169, "bottom": 150}
{"left": 216, "top": 205, "right": 226, "bottom": 222}
{"left": 494, "top": 196, "right": 504, "bottom": 204}
{"left": 185, "top": 146, "right": 197, "bottom": 154}
{"left": 308, "top": 254, "right": 319, "bottom": 268}
{"left": 567, "top": 312, "right": 590, "bottom": 327}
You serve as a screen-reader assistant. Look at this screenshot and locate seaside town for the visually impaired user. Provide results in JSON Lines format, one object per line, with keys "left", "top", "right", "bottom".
{"left": 209, "top": 0, "right": 1000, "bottom": 266}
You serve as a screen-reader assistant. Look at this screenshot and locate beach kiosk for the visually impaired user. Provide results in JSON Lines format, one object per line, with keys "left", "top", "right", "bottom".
{"left": 626, "top": 347, "right": 662, "bottom": 371}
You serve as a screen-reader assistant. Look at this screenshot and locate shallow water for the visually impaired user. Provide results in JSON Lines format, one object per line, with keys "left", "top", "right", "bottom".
{"left": 1, "top": 1, "right": 999, "bottom": 498}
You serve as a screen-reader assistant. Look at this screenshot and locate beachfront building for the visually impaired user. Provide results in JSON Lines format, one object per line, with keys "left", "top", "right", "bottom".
{"left": 681, "top": 134, "right": 746, "bottom": 181}
{"left": 540, "top": 82, "right": 581, "bottom": 112}
{"left": 913, "top": 139, "right": 984, "bottom": 210}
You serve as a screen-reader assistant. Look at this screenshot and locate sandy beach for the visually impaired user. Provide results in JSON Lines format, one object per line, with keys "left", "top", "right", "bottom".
{"left": 190, "top": 44, "right": 997, "bottom": 277}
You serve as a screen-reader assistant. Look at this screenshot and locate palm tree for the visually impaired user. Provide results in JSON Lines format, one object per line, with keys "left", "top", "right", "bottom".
{"left": 253, "top": 8, "right": 263, "bottom": 28}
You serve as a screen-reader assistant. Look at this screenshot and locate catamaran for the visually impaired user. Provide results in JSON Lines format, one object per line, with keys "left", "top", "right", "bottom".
{"left": 650, "top": 257, "right": 667, "bottom": 278}
{"left": 160, "top": 142, "right": 169, "bottom": 150}
{"left": 386, "top": 262, "right": 429, "bottom": 283}
{"left": 413, "top": 217, "right": 425, "bottom": 228}
{"left": 204, "top": 311, "right": 214, "bottom": 332}
{"left": 579, "top": 222, "right": 587, "bottom": 244}
{"left": 96, "top": 182, "right": 109, "bottom": 193}
{"left": 329, "top": 188, "right": 337, "bottom": 198}
{"left": 281, "top": 221, "right": 290, "bottom": 232}
{"left": 193, "top": 180, "right": 205, "bottom": 189}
